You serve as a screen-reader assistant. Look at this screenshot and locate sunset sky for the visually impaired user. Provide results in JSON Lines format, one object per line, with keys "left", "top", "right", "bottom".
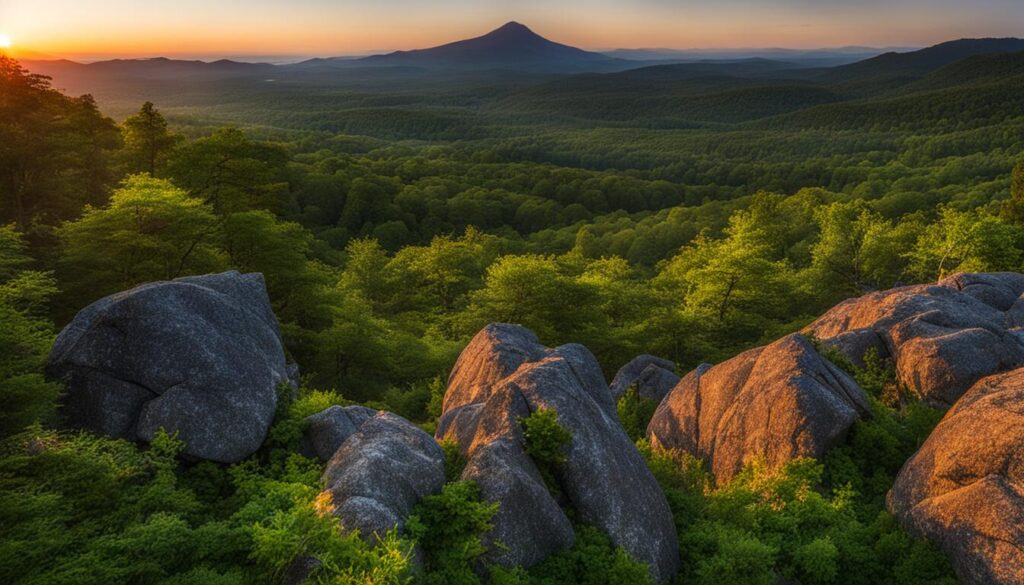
{"left": 1, "top": 0, "right": 1021, "bottom": 61}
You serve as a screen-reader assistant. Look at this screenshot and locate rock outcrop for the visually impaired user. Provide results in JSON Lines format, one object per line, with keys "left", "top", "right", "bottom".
{"left": 647, "top": 334, "right": 870, "bottom": 484}
{"left": 320, "top": 411, "right": 446, "bottom": 540}
{"left": 437, "top": 324, "right": 679, "bottom": 582}
{"left": 48, "top": 271, "right": 291, "bottom": 463}
{"left": 609, "top": 355, "right": 680, "bottom": 402}
{"left": 805, "top": 272, "right": 1024, "bottom": 407}
{"left": 888, "top": 367, "right": 1024, "bottom": 585}
{"left": 302, "top": 405, "right": 378, "bottom": 462}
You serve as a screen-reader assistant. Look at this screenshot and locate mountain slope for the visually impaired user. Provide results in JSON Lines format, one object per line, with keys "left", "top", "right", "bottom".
{"left": 824, "top": 37, "right": 1024, "bottom": 83}
{"left": 352, "top": 22, "right": 625, "bottom": 72}
{"left": 20, "top": 57, "right": 275, "bottom": 80}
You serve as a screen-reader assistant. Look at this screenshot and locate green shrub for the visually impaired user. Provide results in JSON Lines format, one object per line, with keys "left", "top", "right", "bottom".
{"left": 406, "top": 481, "right": 499, "bottom": 585}
{"left": 439, "top": 438, "right": 467, "bottom": 482}
{"left": 519, "top": 408, "right": 572, "bottom": 496}
{"left": 490, "top": 525, "right": 652, "bottom": 585}
{"left": 616, "top": 386, "right": 659, "bottom": 441}
{"left": 641, "top": 446, "right": 957, "bottom": 585}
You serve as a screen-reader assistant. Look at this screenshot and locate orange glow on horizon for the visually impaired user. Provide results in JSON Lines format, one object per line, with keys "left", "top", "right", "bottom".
{"left": 2, "top": 1, "right": 1022, "bottom": 61}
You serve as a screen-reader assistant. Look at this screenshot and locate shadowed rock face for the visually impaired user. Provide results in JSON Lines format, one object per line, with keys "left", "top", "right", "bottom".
{"left": 610, "top": 355, "right": 680, "bottom": 402}
{"left": 48, "top": 271, "right": 290, "bottom": 463}
{"left": 302, "top": 405, "right": 378, "bottom": 462}
{"left": 321, "top": 411, "right": 446, "bottom": 540}
{"left": 438, "top": 324, "right": 680, "bottom": 582}
{"left": 647, "top": 334, "right": 870, "bottom": 484}
{"left": 805, "top": 272, "right": 1024, "bottom": 407}
{"left": 888, "top": 367, "right": 1024, "bottom": 585}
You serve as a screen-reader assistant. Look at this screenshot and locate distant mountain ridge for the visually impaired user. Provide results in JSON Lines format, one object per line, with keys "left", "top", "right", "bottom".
{"left": 15, "top": 27, "right": 1024, "bottom": 85}
{"left": 342, "top": 22, "right": 624, "bottom": 72}
{"left": 824, "top": 37, "right": 1024, "bottom": 81}
{"left": 19, "top": 56, "right": 275, "bottom": 80}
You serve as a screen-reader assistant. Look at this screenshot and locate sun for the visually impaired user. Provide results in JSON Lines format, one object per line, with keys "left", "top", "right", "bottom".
{"left": 0, "top": 34, "right": 11, "bottom": 49}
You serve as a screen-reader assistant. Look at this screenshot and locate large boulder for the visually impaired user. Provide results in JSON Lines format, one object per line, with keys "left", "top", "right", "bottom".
{"left": 48, "top": 271, "right": 290, "bottom": 463}
{"left": 805, "top": 272, "right": 1024, "bottom": 407}
{"left": 609, "top": 355, "right": 680, "bottom": 402}
{"left": 437, "top": 324, "right": 680, "bottom": 582}
{"left": 647, "top": 334, "right": 870, "bottom": 484}
{"left": 888, "top": 367, "right": 1024, "bottom": 585}
{"left": 302, "top": 405, "right": 378, "bottom": 462}
{"left": 320, "top": 411, "right": 446, "bottom": 540}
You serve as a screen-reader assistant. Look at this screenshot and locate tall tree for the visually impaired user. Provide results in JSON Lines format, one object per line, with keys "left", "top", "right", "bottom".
{"left": 57, "top": 175, "right": 225, "bottom": 311}
{"left": 0, "top": 57, "right": 120, "bottom": 230}
{"left": 0, "top": 225, "right": 60, "bottom": 436}
{"left": 167, "top": 128, "right": 290, "bottom": 215}
{"left": 122, "top": 102, "right": 179, "bottom": 176}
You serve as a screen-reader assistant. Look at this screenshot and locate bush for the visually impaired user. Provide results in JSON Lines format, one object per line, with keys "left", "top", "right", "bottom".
{"left": 406, "top": 481, "right": 499, "bottom": 585}
{"left": 519, "top": 408, "right": 573, "bottom": 496}
{"left": 439, "top": 438, "right": 467, "bottom": 482}
{"left": 616, "top": 386, "right": 659, "bottom": 441}
{"left": 491, "top": 525, "right": 652, "bottom": 585}
{"left": 642, "top": 447, "right": 957, "bottom": 585}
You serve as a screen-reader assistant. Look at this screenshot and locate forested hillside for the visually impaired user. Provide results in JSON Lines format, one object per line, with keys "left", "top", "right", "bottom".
{"left": 2, "top": 34, "right": 1024, "bottom": 583}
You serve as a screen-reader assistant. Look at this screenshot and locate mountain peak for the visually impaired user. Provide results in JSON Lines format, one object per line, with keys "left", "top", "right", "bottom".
{"left": 494, "top": 21, "right": 531, "bottom": 33}
{"left": 485, "top": 21, "right": 539, "bottom": 39}
{"left": 353, "top": 20, "right": 616, "bottom": 72}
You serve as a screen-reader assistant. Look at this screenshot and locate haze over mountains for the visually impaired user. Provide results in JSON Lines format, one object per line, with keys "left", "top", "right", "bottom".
{"left": 16, "top": 21, "right": 907, "bottom": 76}
{"left": 12, "top": 21, "right": 1024, "bottom": 128}
{"left": 15, "top": 21, "right": 1023, "bottom": 81}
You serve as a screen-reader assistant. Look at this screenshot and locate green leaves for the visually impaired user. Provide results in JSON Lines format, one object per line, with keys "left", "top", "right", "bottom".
{"left": 520, "top": 408, "right": 572, "bottom": 496}
{"left": 406, "top": 481, "right": 498, "bottom": 585}
{"left": 616, "top": 387, "right": 659, "bottom": 442}
{"left": 56, "top": 175, "right": 226, "bottom": 307}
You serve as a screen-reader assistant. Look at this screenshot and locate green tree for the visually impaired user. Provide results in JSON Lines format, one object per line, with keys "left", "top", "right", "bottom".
{"left": 57, "top": 175, "right": 225, "bottom": 308}
{"left": 807, "top": 201, "right": 913, "bottom": 298}
{"left": 463, "top": 254, "right": 605, "bottom": 344}
{"left": 0, "top": 225, "right": 60, "bottom": 436}
{"left": 0, "top": 56, "right": 120, "bottom": 230}
{"left": 221, "top": 210, "right": 334, "bottom": 329}
{"left": 167, "top": 127, "right": 289, "bottom": 214}
{"left": 122, "top": 102, "right": 180, "bottom": 176}
{"left": 907, "top": 206, "right": 1023, "bottom": 281}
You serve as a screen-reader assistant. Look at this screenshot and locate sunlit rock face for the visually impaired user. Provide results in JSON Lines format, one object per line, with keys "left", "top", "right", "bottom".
{"left": 48, "top": 271, "right": 291, "bottom": 463}
{"left": 647, "top": 333, "right": 870, "bottom": 484}
{"left": 438, "top": 323, "right": 680, "bottom": 582}
{"left": 888, "top": 367, "right": 1024, "bottom": 585}
{"left": 804, "top": 272, "right": 1024, "bottom": 408}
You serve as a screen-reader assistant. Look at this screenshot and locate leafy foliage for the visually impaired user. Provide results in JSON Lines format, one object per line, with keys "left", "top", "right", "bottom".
{"left": 406, "top": 481, "right": 499, "bottom": 585}
{"left": 520, "top": 408, "right": 573, "bottom": 495}
{"left": 616, "top": 386, "right": 659, "bottom": 442}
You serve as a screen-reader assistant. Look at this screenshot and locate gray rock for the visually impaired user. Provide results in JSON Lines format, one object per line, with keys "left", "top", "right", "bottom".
{"left": 48, "top": 271, "right": 290, "bottom": 463}
{"left": 888, "top": 367, "right": 1024, "bottom": 585}
{"left": 939, "top": 272, "right": 1024, "bottom": 311}
{"left": 321, "top": 412, "right": 446, "bottom": 540}
{"left": 286, "top": 362, "right": 301, "bottom": 390}
{"left": 610, "top": 355, "right": 680, "bottom": 402}
{"left": 804, "top": 273, "right": 1024, "bottom": 407}
{"left": 464, "top": 438, "right": 574, "bottom": 568}
{"left": 439, "top": 324, "right": 680, "bottom": 581}
{"left": 647, "top": 334, "right": 870, "bottom": 484}
{"left": 302, "top": 405, "right": 379, "bottom": 462}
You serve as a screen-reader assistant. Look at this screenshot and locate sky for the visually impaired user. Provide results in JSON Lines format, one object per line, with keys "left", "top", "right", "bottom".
{"left": 0, "top": 0, "right": 1021, "bottom": 61}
